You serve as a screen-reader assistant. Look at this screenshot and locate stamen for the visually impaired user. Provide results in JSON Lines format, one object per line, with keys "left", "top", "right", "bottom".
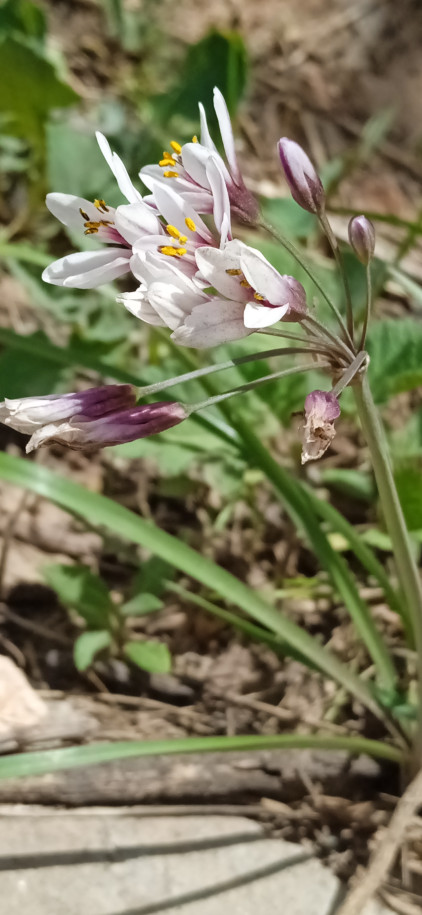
{"left": 192, "top": 135, "right": 198, "bottom": 143}
{"left": 159, "top": 157, "right": 176, "bottom": 167}
{"left": 226, "top": 268, "right": 242, "bottom": 276}
{"left": 165, "top": 225, "right": 188, "bottom": 244}
{"left": 163, "top": 170, "right": 179, "bottom": 178}
{"left": 185, "top": 217, "right": 196, "bottom": 231}
{"left": 240, "top": 280, "right": 250, "bottom": 287}
{"left": 94, "top": 198, "right": 109, "bottom": 212}
{"left": 79, "top": 207, "right": 90, "bottom": 221}
{"left": 170, "top": 141, "right": 182, "bottom": 154}
{"left": 254, "top": 293, "right": 265, "bottom": 301}
{"left": 159, "top": 246, "right": 187, "bottom": 257}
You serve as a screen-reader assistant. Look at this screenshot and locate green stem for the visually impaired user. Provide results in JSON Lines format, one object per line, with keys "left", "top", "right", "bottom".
{"left": 331, "top": 351, "right": 368, "bottom": 397}
{"left": 190, "top": 363, "right": 330, "bottom": 413}
{"left": 354, "top": 373, "right": 422, "bottom": 756}
{"left": 258, "top": 219, "right": 352, "bottom": 344}
{"left": 319, "top": 213, "right": 355, "bottom": 343}
{"left": 305, "top": 488, "right": 408, "bottom": 634}
{"left": 359, "top": 262, "right": 372, "bottom": 350}
{"left": 137, "top": 347, "right": 331, "bottom": 399}
{"left": 217, "top": 404, "right": 400, "bottom": 704}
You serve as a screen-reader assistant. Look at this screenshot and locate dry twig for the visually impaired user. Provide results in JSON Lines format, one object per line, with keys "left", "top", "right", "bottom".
{"left": 337, "top": 767, "right": 422, "bottom": 915}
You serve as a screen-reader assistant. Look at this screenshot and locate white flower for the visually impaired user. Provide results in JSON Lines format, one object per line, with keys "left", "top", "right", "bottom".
{"left": 42, "top": 133, "right": 163, "bottom": 289}
{"left": 140, "top": 87, "right": 257, "bottom": 223}
{"left": 119, "top": 238, "right": 306, "bottom": 349}
{"left": 196, "top": 241, "right": 307, "bottom": 329}
{"left": 120, "top": 258, "right": 249, "bottom": 349}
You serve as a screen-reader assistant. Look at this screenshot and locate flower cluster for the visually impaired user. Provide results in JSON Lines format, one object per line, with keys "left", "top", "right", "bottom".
{"left": 42, "top": 88, "right": 307, "bottom": 349}
{"left": 0, "top": 89, "right": 375, "bottom": 458}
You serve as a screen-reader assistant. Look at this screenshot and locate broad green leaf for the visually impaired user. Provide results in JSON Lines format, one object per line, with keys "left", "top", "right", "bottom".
{"left": 121, "top": 593, "right": 163, "bottom": 616}
{"left": 0, "top": 37, "right": 78, "bottom": 151}
{"left": 0, "top": 733, "right": 403, "bottom": 780}
{"left": 0, "top": 0, "right": 46, "bottom": 45}
{"left": 260, "top": 197, "right": 316, "bottom": 239}
{"left": 131, "top": 557, "right": 174, "bottom": 600}
{"left": 124, "top": 640, "right": 171, "bottom": 674}
{"left": 43, "top": 564, "right": 114, "bottom": 628}
{"left": 0, "top": 341, "right": 68, "bottom": 399}
{"left": 148, "top": 30, "right": 248, "bottom": 130}
{"left": 367, "top": 319, "right": 422, "bottom": 403}
{"left": 394, "top": 462, "right": 422, "bottom": 532}
{"left": 74, "top": 630, "right": 112, "bottom": 671}
{"left": 390, "top": 408, "right": 422, "bottom": 460}
{"left": 0, "top": 451, "right": 386, "bottom": 719}
{"left": 47, "top": 121, "right": 122, "bottom": 206}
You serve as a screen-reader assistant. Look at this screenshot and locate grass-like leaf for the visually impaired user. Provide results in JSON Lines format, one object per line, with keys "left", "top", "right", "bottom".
{"left": 0, "top": 733, "right": 403, "bottom": 781}
{"left": 0, "top": 451, "right": 387, "bottom": 722}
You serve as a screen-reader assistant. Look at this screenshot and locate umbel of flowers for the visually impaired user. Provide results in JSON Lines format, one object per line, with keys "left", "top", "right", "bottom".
{"left": 1, "top": 88, "right": 376, "bottom": 462}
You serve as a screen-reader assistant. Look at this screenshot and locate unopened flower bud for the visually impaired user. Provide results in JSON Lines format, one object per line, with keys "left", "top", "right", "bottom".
{"left": 278, "top": 138, "right": 325, "bottom": 215}
{"left": 348, "top": 215, "right": 375, "bottom": 265}
{"left": 0, "top": 386, "right": 188, "bottom": 452}
{"left": 301, "top": 390, "right": 340, "bottom": 464}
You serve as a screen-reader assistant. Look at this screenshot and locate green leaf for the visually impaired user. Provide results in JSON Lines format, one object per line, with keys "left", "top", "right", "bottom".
{"left": 320, "top": 468, "right": 376, "bottom": 503}
{"left": 121, "top": 593, "right": 163, "bottom": 616}
{"left": 131, "top": 557, "right": 174, "bottom": 600}
{"left": 0, "top": 734, "right": 403, "bottom": 781}
{"left": 0, "top": 0, "right": 46, "bottom": 44}
{"left": 222, "top": 407, "right": 398, "bottom": 696}
{"left": 0, "top": 37, "right": 78, "bottom": 151}
{"left": 394, "top": 462, "right": 422, "bottom": 531}
{"left": 124, "top": 640, "right": 171, "bottom": 674}
{"left": 74, "top": 630, "right": 112, "bottom": 671}
{"left": 260, "top": 197, "right": 317, "bottom": 239}
{"left": 42, "top": 564, "right": 114, "bottom": 628}
{"left": 0, "top": 339, "right": 68, "bottom": 399}
{"left": 46, "top": 121, "right": 122, "bottom": 206}
{"left": 366, "top": 319, "right": 422, "bottom": 403}
{"left": 149, "top": 30, "right": 248, "bottom": 129}
{"left": 0, "top": 451, "right": 385, "bottom": 720}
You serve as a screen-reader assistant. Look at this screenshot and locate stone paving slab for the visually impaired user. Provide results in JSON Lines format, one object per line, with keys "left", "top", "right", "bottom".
{"left": 0, "top": 809, "right": 395, "bottom": 915}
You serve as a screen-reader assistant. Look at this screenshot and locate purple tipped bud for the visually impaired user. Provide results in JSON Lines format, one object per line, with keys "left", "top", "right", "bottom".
{"left": 301, "top": 390, "right": 340, "bottom": 464}
{"left": 348, "top": 215, "right": 375, "bottom": 265}
{"left": 0, "top": 385, "right": 188, "bottom": 452}
{"left": 278, "top": 138, "right": 325, "bottom": 215}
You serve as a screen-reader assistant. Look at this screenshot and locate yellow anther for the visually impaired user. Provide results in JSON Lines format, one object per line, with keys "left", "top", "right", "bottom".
{"left": 192, "top": 135, "right": 198, "bottom": 143}
{"left": 163, "top": 170, "right": 179, "bottom": 178}
{"left": 226, "top": 268, "right": 242, "bottom": 276}
{"left": 159, "top": 245, "right": 187, "bottom": 257}
{"left": 159, "top": 157, "right": 176, "bottom": 167}
{"left": 254, "top": 292, "right": 265, "bottom": 301}
{"left": 94, "top": 198, "right": 109, "bottom": 212}
{"left": 179, "top": 234, "right": 188, "bottom": 244}
{"left": 166, "top": 224, "right": 182, "bottom": 239}
{"left": 240, "top": 279, "right": 250, "bottom": 287}
{"left": 84, "top": 228, "right": 98, "bottom": 235}
{"left": 170, "top": 140, "right": 182, "bottom": 154}
{"left": 79, "top": 207, "right": 90, "bottom": 221}
{"left": 185, "top": 217, "right": 196, "bottom": 231}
